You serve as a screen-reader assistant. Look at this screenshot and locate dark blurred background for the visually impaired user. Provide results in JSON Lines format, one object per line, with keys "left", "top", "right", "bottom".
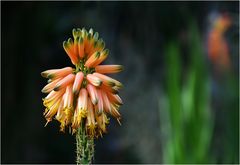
{"left": 1, "top": 1, "right": 239, "bottom": 164}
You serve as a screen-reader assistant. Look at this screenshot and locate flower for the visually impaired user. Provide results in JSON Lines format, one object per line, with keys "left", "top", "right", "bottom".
{"left": 207, "top": 13, "right": 232, "bottom": 70}
{"left": 41, "top": 28, "right": 123, "bottom": 137}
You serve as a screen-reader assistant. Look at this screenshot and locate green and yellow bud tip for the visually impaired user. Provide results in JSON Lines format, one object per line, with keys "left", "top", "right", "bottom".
{"left": 47, "top": 74, "right": 55, "bottom": 79}
{"left": 102, "top": 49, "right": 109, "bottom": 57}
{"left": 108, "top": 81, "right": 115, "bottom": 87}
{"left": 118, "top": 65, "right": 124, "bottom": 72}
{"left": 78, "top": 37, "right": 84, "bottom": 44}
{"left": 67, "top": 38, "right": 73, "bottom": 45}
{"left": 112, "top": 88, "right": 119, "bottom": 94}
{"left": 89, "top": 28, "right": 94, "bottom": 36}
{"left": 72, "top": 28, "right": 81, "bottom": 39}
{"left": 93, "top": 99, "right": 98, "bottom": 105}
{"left": 41, "top": 87, "right": 48, "bottom": 93}
{"left": 98, "top": 38, "right": 105, "bottom": 48}
{"left": 41, "top": 71, "right": 48, "bottom": 78}
{"left": 82, "top": 28, "right": 87, "bottom": 38}
{"left": 87, "top": 33, "right": 92, "bottom": 40}
{"left": 53, "top": 85, "right": 60, "bottom": 91}
{"left": 95, "top": 51, "right": 101, "bottom": 58}
{"left": 63, "top": 41, "right": 69, "bottom": 49}
{"left": 115, "top": 82, "right": 123, "bottom": 88}
{"left": 93, "top": 32, "right": 99, "bottom": 40}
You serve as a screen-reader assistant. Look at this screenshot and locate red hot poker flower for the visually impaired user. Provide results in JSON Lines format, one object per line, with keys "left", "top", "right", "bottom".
{"left": 41, "top": 28, "right": 123, "bottom": 137}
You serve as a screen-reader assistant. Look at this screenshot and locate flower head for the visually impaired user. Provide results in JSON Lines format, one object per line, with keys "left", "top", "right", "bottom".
{"left": 207, "top": 13, "right": 232, "bottom": 70}
{"left": 41, "top": 28, "right": 123, "bottom": 137}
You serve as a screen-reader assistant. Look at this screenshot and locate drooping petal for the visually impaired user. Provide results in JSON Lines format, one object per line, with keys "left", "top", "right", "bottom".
{"left": 92, "top": 49, "right": 109, "bottom": 67}
{"left": 63, "top": 39, "right": 79, "bottom": 65}
{"left": 93, "top": 72, "right": 115, "bottom": 87}
{"left": 86, "top": 97, "right": 96, "bottom": 137}
{"left": 96, "top": 89, "right": 104, "bottom": 115}
{"left": 106, "top": 92, "right": 123, "bottom": 105}
{"left": 43, "top": 90, "right": 65, "bottom": 108}
{"left": 86, "top": 83, "right": 98, "bottom": 105}
{"left": 84, "top": 51, "right": 100, "bottom": 68}
{"left": 63, "top": 85, "right": 73, "bottom": 109}
{"left": 86, "top": 74, "right": 102, "bottom": 87}
{"left": 77, "top": 88, "right": 88, "bottom": 114}
{"left": 41, "top": 67, "right": 73, "bottom": 79}
{"left": 110, "top": 103, "right": 121, "bottom": 119}
{"left": 41, "top": 78, "right": 61, "bottom": 93}
{"left": 89, "top": 38, "right": 105, "bottom": 56}
{"left": 72, "top": 72, "right": 84, "bottom": 95}
{"left": 100, "top": 83, "right": 119, "bottom": 94}
{"left": 72, "top": 88, "right": 88, "bottom": 132}
{"left": 54, "top": 74, "right": 75, "bottom": 91}
{"left": 95, "top": 65, "right": 124, "bottom": 74}
{"left": 45, "top": 98, "right": 62, "bottom": 123}
{"left": 78, "top": 37, "right": 85, "bottom": 59}
{"left": 101, "top": 91, "right": 112, "bottom": 114}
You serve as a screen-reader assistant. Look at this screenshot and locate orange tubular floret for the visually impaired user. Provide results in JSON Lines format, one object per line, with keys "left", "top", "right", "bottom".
{"left": 100, "top": 83, "right": 119, "bottom": 94}
{"left": 96, "top": 89, "right": 104, "bottom": 115}
{"left": 45, "top": 99, "right": 61, "bottom": 120}
{"left": 86, "top": 97, "right": 96, "bottom": 137}
{"left": 101, "top": 91, "right": 112, "bottom": 114}
{"left": 77, "top": 88, "right": 88, "bottom": 112}
{"left": 54, "top": 74, "right": 75, "bottom": 91}
{"left": 110, "top": 103, "right": 121, "bottom": 119}
{"left": 86, "top": 84, "right": 98, "bottom": 105}
{"left": 63, "top": 85, "right": 73, "bottom": 109}
{"left": 95, "top": 65, "right": 123, "bottom": 74}
{"left": 63, "top": 40, "right": 78, "bottom": 65}
{"left": 78, "top": 37, "right": 85, "bottom": 59}
{"left": 86, "top": 74, "right": 102, "bottom": 87}
{"left": 55, "top": 98, "right": 65, "bottom": 121}
{"left": 43, "top": 90, "right": 65, "bottom": 105}
{"left": 93, "top": 72, "right": 115, "bottom": 87}
{"left": 92, "top": 49, "right": 109, "bottom": 67}
{"left": 41, "top": 78, "right": 61, "bottom": 93}
{"left": 85, "top": 51, "right": 100, "bottom": 68}
{"left": 72, "top": 72, "right": 84, "bottom": 95}
{"left": 41, "top": 67, "right": 73, "bottom": 79}
{"left": 106, "top": 92, "right": 123, "bottom": 105}
{"left": 87, "top": 97, "right": 95, "bottom": 125}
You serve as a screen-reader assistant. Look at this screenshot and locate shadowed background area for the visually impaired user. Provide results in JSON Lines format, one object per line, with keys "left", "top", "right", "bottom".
{"left": 2, "top": 1, "right": 239, "bottom": 164}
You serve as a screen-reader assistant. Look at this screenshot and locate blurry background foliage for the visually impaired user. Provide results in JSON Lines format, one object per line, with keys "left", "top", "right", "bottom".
{"left": 2, "top": 1, "right": 239, "bottom": 164}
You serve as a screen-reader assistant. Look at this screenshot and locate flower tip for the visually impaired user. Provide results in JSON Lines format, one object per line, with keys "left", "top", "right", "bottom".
{"left": 63, "top": 41, "right": 68, "bottom": 48}
{"left": 87, "top": 33, "right": 92, "bottom": 40}
{"left": 95, "top": 51, "right": 101, "bottom": 58}
{"left": 41, "top": 71, "right": 48, "bottom": 78}
{"left": 93, "top": 32, "right": 99, "bottom": 40}
{"left": 53, "top": 86, "right": 60, "bottom": 91}
{"left": 89, "top": 28, "right": 94, "bottom": 35}
{"left": 67, "top": 38, "right": 73, "bottom": 45}
{"left": 47, "top": 74, "right": 56, "bottom": 79}
{"left": 41, "top": 88, "right": 47, "bottom": 93}
{"left": 78, "top": 37, "right": 84, "bottom": 44}
{"left": 72, "top": 28, "right": 79, "bottom": 39}
{"left": 93, "top": 99, "right": 98, "bottom": 105}
{"left": 119, "top": 65, "right": 124, "bottom": 72}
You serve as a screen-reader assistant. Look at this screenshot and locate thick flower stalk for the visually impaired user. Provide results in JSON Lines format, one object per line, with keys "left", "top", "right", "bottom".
{"left": 41, "top": 28, "right": 123, "bottom": 164}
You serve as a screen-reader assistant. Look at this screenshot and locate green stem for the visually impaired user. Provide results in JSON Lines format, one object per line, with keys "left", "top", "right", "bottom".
{"left": 76, "top": 121, "right": 94, "bottom": 165}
